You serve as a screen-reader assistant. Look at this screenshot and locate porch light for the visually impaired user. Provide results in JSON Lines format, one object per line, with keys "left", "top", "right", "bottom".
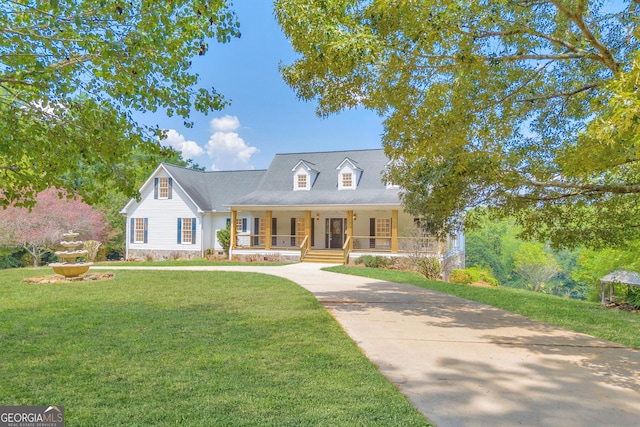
{"left": 353, "top": 213, "right": 357, "bottom": 221}
{"left": 316, "top": 213, "right": 320, "bottom": 220}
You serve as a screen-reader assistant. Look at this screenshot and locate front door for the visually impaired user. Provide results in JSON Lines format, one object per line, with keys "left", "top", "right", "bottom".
{"left": 327, "top": 218, "right": 344, "bottom": 248}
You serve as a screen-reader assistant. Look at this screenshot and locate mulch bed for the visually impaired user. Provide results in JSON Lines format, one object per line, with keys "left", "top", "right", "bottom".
{"left": 605, "top": 301, "right": 640, "bottom": 313}
{"left": 22, "top": 272, "right": 115, "bottom": 284}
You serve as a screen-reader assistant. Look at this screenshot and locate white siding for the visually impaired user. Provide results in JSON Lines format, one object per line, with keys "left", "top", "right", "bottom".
{"left": 210, "top": 214, "right": 231, "bottom": 251}
{"left": 125, "top": 170, "right": 201, "bottom": 255}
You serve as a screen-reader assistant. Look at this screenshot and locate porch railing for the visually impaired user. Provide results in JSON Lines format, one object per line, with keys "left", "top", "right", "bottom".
{"left": 234, "top": 234, "right": 451, "bottom": 256}
{"left": 299, "top": 235, "right": 309, "bottom": 260}
{"left": 350, "top": 235, "right": 449, "bottom": 255}
{"left": 342, "top": 236, "right": 352, "bottom": 265}
{"left": 236, "top": 234, "right": 303, "bottom": 249}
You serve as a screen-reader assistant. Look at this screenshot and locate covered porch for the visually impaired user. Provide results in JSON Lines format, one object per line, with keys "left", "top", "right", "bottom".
{"left": 228, "top": 207, "right": 456, "bottom": 264}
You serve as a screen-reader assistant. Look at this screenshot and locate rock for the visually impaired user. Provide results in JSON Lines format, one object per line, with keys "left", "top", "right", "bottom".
{"left": 22, "top": 272, "right": 115, "bottom": 284}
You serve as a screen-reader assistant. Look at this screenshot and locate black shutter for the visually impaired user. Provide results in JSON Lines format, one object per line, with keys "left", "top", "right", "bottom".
{"left": 369, "top": 218, "right": 376, "bottom": 248}
{"left": 311, "top": 217, "right": 315, "bottom": 247}
{"left": 272, "top": 218, "right": 278, "bottom": 247}
{"left": 291, "top": 218, "right": 296, "bottom": 246}
{"left": 253, "top": 218, "right": 260, "bottom": 246}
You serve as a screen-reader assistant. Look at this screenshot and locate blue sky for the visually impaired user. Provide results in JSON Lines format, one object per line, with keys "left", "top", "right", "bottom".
{"left": 138, "top": 2, "right": 383, "bottom": 171}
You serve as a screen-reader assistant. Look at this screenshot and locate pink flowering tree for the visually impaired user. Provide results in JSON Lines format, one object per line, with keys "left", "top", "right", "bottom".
{"left": 0, "top": 188, "right": 109, "bottom": 266}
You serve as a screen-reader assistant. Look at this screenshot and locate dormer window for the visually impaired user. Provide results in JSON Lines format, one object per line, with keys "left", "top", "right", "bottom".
{"left": 385, "top": 159, "right": 401, "bottom": 189}
{"left": 297, "top": 174, "right": 308, "bottom": 189}
{"left": 386, "top": 181, "right": 400, "bottom": 189}
{"left": 341, "top": 172, "right": 354, "bottom": 189}
{"left": 292, "top": 160, "right": 319, "bottom": 191}
{"left": 336, "top": 158, "right": 362, "bottom": 190}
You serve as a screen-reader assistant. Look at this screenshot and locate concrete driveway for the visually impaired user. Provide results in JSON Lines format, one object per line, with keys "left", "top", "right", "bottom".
{"left": 94, "top": 263, "right": 640, "bottom": 426}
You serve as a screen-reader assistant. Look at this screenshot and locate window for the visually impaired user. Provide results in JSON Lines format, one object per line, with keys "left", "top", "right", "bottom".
{"left": 236, "top": 218, "right": 247, "bottom": 232}
{"left": 181, "top": 218, "right": 193, "bottom": 244}
{"left": 158, "top": 177, "right": 169, "bottom": 199}
{"left": 376, "top": 218, "right": 391, "bottom": 237}
{"left": 370, "top": 217, "right": 391, "bottom": 249}
{"left": 296, "top": 218, "right": 306, "bottom": 245}
{"left": 154, "top": 177, "right": 172, "bottom": 199}
{"left": 342, "top": 173, "right": 353, "bottom": 188}
{"left": 134, "top": 218, "right": 146, "bottom": 243}
{"left": 130, "top": 218, "right": 147, "bottom": 244}
{"left": 253, "top": 217, "right": 267, "bottom": 246}
{"left": 259, "top": 217, "right": 266, "bottom": 245}
{"left": 297, "top": 174, "right": 307, "bottom": 189}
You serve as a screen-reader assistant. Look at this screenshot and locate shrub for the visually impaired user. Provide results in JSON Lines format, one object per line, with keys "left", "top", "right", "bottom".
{"left": 467, "top": 267, "right": 499, "bottom": 286}
{"left": 449, "top": 269, "right": 473, "bottom": 284}
{"left": 416, "top": 257, "right": 441, "bottom": 280}
{"left": 217, "top": 225, "right": 231, "bottom": 256}
{"left": 355, "top": 255, "right": 393, "bottom": 269}
{"left": 626, "top": 287, "right": 640, "bottom": 309}
{"left": 0, "top": 254, "right": 25, "bottom": 269}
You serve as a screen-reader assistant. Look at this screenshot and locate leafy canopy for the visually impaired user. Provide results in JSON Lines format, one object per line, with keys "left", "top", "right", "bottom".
{"left": 0, "top": 0, "right": 239, "bottom": 208}
{"left": 0, "top": 187, "right": 109, "bottom": 265}
{"left": 275, "top": 0, "right": 640, "bottom": 248}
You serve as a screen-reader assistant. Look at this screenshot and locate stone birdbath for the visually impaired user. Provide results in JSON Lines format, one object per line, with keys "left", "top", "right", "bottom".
{"left": 49, "top": 230, "right": 92, "bottom": 278}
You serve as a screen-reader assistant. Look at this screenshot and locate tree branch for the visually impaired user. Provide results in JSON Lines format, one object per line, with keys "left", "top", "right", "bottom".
{"left": 515, "top": 82, "right": 601, "bottom": 102}
{"left": 548, "top": 0, "right": 619, "bottom": 72}
{"left": 525, "top": 179, "right": 640, "bottom": 194}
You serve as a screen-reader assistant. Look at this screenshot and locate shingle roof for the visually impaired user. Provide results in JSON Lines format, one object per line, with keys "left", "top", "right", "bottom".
{"left": 229, "top": 149, "right": 401, "bottom": 207}
{"left": 161, "top": 164, "right": 266, "bottom": 212}
{"left": 600, "top": 269, "right": 640, "bottom": 286}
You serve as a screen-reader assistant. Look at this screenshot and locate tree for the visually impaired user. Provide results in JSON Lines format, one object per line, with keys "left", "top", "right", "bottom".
{"left": 0, "top": 0, "right": 239, "bottom": 209}
{"left": 275, "top": 0, "right": 640, "bottom": 248}
{"left": 0, "top": 188, "right": 109, "bottom": 266}
{"left": 513, "top": 242, "right": 561, "bottom": 292}
{"left": 398, "top": 223, "right": 443, "bottom": 278}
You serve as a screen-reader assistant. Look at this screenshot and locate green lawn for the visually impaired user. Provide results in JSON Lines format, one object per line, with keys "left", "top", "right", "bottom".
{"left": 328, "top": 266, "right": 640, "bottom": 350}
{"left": 0, "top": 268, "right": 429, "bottom": 426}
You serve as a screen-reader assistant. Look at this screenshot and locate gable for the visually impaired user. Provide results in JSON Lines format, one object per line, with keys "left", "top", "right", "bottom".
{"left": 121, "top": 164, "right": 266, "bottom": 214}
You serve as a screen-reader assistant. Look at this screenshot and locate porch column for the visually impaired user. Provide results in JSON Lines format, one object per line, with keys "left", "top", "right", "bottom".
{"left": 265, "top": 210, "right": 272, "bottom": 250}
{"left": 346, "top": 210, "right": 353, "bottom": 250}
{"left": 305, "top": 210, "right": 312, "bottom": 245}
{"left": 230, "top": 209, "right": 237, "bottom": 250}
{"left": 391, "top": 210, "right": 398, "bottom": 253}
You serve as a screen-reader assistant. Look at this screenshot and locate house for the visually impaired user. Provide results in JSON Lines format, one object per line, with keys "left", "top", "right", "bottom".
{"left": 121, "top": 148, "right": 464, "bottom": 269}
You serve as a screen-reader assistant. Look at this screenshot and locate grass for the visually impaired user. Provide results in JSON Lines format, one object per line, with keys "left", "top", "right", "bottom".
{"left": 0, "top": 267, "right": 429, "bottom": 426}
{"left": 327, "top": 266, "right": 640, "bottom": 350}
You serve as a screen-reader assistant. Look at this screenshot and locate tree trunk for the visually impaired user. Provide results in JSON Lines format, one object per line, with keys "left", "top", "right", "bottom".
{"left": 24, "top": 244, "right": 41, "bottom": 267}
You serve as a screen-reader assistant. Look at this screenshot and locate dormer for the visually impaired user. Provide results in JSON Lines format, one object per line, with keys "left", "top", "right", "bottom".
{"left": 336, "top": 158, "right": 362, "bottom": 190}
{"left": 384, "top": 159, "right": 401, "bottom": 189}
{"left": 292, "top": 160, "right": 319, "bottom": 191}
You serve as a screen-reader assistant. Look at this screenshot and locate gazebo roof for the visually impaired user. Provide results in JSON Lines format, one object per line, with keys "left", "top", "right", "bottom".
{"left": 600, "top": 269, "right": 640, "bottom": 286}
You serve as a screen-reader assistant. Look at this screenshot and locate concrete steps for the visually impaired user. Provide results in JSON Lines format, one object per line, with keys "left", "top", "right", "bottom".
{"left": 302, "top": 249, "right": 345, "bottom": 264}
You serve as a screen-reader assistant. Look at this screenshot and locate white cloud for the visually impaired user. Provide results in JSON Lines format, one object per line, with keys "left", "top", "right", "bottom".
{"left": 162, "top": 129, "right": 204, "bottom": 159}
{"left": 206, "top": 116, "right": 258, "bottom": 170}
{"left": 210, "top": 115, "right": 241, "bottom": 133}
